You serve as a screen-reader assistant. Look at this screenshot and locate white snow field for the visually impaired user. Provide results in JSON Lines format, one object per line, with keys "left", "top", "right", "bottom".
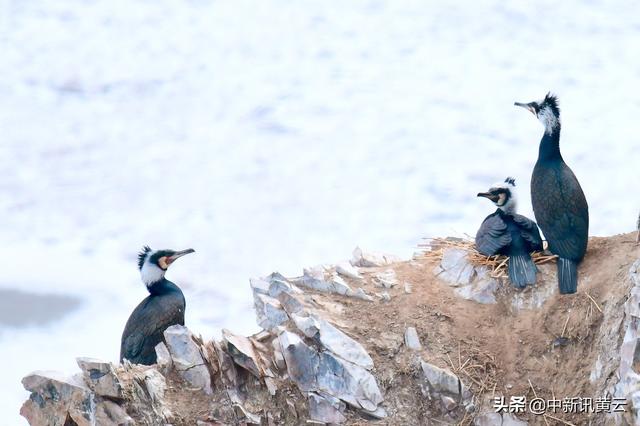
{"left": 1, "top": 1, "right": 639, "bottom": 423}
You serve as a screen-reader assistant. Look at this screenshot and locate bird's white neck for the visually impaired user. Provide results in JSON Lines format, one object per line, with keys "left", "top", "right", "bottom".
{"left": 140, "top": 262, "right": 165, "bottom": 287}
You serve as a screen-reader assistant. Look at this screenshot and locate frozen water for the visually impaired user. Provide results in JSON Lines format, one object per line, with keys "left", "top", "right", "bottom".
{"left": 1, "top": 1, "right": 639, "bottom": 423}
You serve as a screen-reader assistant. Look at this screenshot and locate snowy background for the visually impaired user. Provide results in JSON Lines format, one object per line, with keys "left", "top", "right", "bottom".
{"left": 1, "top": 0, "right": 638, "bottom": 423}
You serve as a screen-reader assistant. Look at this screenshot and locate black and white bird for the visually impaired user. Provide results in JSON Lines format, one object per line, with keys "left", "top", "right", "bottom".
{"left": 476, "top": 177, "right": 543, "bottom": 288}
{"left": 515, "top": 93, "right": 589, "bottom": 294}
{"left": 120, "top": 246, "right": 195, "bottom": 365}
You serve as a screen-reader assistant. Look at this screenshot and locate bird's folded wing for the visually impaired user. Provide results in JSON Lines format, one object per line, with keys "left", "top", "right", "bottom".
{"left": 512, "top": 214, "right": 544, "bottom": 251}
{"left": 120, "top": 295, "right": 184, "bottom": 361}
{"left": 475, "top": 213, "right": 510, "bottom": 256}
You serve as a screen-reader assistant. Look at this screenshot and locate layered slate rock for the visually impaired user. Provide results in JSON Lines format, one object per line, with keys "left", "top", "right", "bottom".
{"left": 163, "top": 325, "right": 212, "bottom": 395}
{"left": 21, "top": 371, "right": 94, "bottom": 426}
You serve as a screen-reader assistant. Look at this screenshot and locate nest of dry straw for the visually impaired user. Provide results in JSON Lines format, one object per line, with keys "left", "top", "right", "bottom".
{"left": 419, "top": 237, "right": 557, "bottom": 279}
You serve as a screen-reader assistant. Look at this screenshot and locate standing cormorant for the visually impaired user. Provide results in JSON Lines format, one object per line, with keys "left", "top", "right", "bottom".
{"left": 515, "top": 93, "right": 589, "bottom": 294}
{"left": 120, "top": 246, "right": 195, "bottom": 365}
{"left": 476, "top": 177, "right": 543, "bottom": 288}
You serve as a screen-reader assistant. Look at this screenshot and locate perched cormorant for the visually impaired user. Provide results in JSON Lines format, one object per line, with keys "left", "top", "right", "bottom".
{"left": 120, "top": 246, "right": 195, "bottom": 365}
{"left": 476, "top": 177, "right": 543, "bottom": 288}
{"left": 515, "top": 93, "right": 589, "bottom": 294}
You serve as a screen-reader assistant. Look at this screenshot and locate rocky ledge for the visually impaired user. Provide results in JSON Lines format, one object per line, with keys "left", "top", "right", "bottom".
{"left": 20, "top": 234, "right": 640, "bottom": 425}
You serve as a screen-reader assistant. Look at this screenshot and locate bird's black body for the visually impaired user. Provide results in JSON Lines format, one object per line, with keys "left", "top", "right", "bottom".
{"left": 476, "top": 209, "right": 543, "bottom": 288}
{"left": 120, "top": 246, "right": 193, "bottom": 365}
{"left": 120, "top": 279, "right": 185, "bottom": 364}
{"left": 516, "top": 94, "right": 589, "bottom": 294}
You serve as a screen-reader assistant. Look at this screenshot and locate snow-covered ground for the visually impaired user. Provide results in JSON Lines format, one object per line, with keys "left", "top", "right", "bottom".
{"left": 1, "top": 1, "right": 638, "bottom": 423}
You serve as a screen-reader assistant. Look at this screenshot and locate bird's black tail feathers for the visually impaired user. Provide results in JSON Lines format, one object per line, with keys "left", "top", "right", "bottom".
{"left": 508, "top": 254, "right": 537, "bottom": 288}
{"left": 557, "top": 257, "right": 578, "bottom": 294}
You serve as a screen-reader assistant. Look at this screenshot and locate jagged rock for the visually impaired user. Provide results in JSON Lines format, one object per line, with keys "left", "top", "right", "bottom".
{"left": 502, "top": 412, "right": 528, "bottom": 425}
{"left": 223, "top": 329, "right": 262, "bottom": 378}
{"left": 277, "top": 291, "right": 305, "bottom": 315}
{"left": 420, "top": 360, "right": 463, "bottom": 397}
{"left": 612, "top": 260, "right": 640, "bottom": 423}
{"left": 336, "top": 261, "right": 363, "bottom": 281}
{"left": 308, "top": 392, "right": 347, "bottom": 424}
{"left": 434, "top": 250, "right": 500, "bottom": 304}
{"left": 404, "top": 327, "right": 422, "bottom": 350}
{"left": 474, "top": 411, "right": 503, "bottom": 426}
{"left": 155, "top": 342, "right": 173, "bottom": 374}
{"left": 254, "top": 293, "right": 289, "bottom": 331}
{"left": 95, "top": 400, "right": 133, "bottom": 426}
{"left": 454, "top": 272, "right": 498, "bottom": 305}
{"left": 434, "top": 248, "right": 476, "bottom": 286}
{"left": 350, "top": 287, "right": 374, "bottom": 302}
{"left": 163, "top": 325, "right": 212, "bottom": 394}
{"left": 295, "top": 266, "right": 354, "bottom": 296}
{"left": 278, "top": 331, "right": 384, "bottom": 414}
{"left": 233, "top": 403, "right": 261, "bottom": 424}
{"left": 291, "top": 313, "right": 374, "bottom": 369}
{"left": 441, "top": 395, "right": 457, "bottom": 411}
{"left": 351, "top": 246, "right": 401, "bottom": 267}
{"left": 251, "top": 273, "right": 301, "bottom": 298}
{"left": 21, "top": 371, "right": 94, "bottom": 426}
{"left": 373, "top": 269, "right": 398, "bottom": 288}
{"left": 76, "top": 357, "right": 123, "bottom": 399}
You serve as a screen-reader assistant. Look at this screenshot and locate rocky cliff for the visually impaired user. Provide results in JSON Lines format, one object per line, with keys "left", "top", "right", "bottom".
{"left": 20, "top": 233, "right": 640, "bottom": 425}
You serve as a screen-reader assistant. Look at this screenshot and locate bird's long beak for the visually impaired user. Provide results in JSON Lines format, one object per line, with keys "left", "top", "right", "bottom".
{"left": 477, "top": 192, "right": 499, "bottom": 202}
{"left": 167, "top": 248, "right": 195, "bottom": 264}
{"left": 514, "top": 101, "right": 537, "bottom": 116}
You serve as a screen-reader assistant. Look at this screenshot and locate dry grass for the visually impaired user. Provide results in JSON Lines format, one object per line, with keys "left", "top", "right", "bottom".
{"left": 418, "top": 237, "right": 557, "bottom": 279}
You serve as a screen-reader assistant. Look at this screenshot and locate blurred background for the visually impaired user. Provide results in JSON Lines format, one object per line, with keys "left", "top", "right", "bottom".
{"left": 1, "top": 0, "right": 638, "bottom": 423}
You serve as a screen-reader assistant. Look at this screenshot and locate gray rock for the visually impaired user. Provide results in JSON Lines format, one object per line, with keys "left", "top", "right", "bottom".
{"left": 21, "top": 371, "right": 94, "bottom": 426}
{"left": 76, "top": 357, "right": 123, "bottom": 399}
{"left": 373, "top": 269, "right": 398, "bottom": 288}
{"left": 420, "top": 360, "right": 462, "bottom": 397}
{"left": 296, "top": 266, "right": 355, "bottom": 296}
{"left": 379, "top": 292, "right": 391, "bottom": 302}
{"left": 435, "top": 248, "right": 476, "bottom": 286}
{"left": 163, "top": 325, "right": 212, "bottom": 394}
{"left": 502, "top": 412, "right": 528, "bottom": 425}
{"left": 474, "top": 411, "right": 503, "bottom": 426}
{"left": 348, "top": 287, "right": 375, "bottom": 302}
{"left": 329, "top": 274, "right": 353, "bottom": 295}
{"left": 277, "top": 291, "right": 305, "bottom": 315}
{"left": 154, "top": 342, "right": 173, "bottom": 374}
{"left": 404, "top": 282, "right": 413, "bottom": 293}
{"left": 278, "top": 331, "right": 384, "bottom": 415}
{"left": 250, "top": 273, "right": 300, "bottom": 299}
{"left": 233, "top": 403, "right": 262, "bottom": 424}
{"left": 335, "top": 261, "right": 363, "bottom": 281}
{"left": 404, "top": 327, "right": 422, "bottom": 350}
{"left": 254, "top": 293, "right": 289, "bottom": 331}
{"left": 308, "top": 392, "right": 346, "bottom": 424}
{"left": 95, "top": 400, "right": 133, "bottom": 426}
{"left": 441, "top": 395, "right": 457, "bottom": 411}
{"left": 223, "top": 329, "right": 262, "bottom": 377}
{"left": 351, "top": 246, "right": 401, "bottom": 267}
{"left": 291, "top": 313, "right": 374, "bottom": 369}
{"left": 454, "top": 273, "right": 498, "bottom": 305}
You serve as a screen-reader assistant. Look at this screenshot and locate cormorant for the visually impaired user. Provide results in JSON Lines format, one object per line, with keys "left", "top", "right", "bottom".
{"left": 476, "top": 177, "right": 543, "bottom": 288}
{"left": 120, "top": 246, "right": 195, "bottom": 365}
{"left": 515, "top": 93, "right": 589, "bottom": 294}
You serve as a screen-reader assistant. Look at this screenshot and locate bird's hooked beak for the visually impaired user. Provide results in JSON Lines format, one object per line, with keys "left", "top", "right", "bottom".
{"left": 514, "top": 101, "right": 537, "bottom": 116}
{"left": 477, "top": 192, "right": 499, "bottom": 203}
{"left": 166, "top": 248, "right": 195, "bottom": 265}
